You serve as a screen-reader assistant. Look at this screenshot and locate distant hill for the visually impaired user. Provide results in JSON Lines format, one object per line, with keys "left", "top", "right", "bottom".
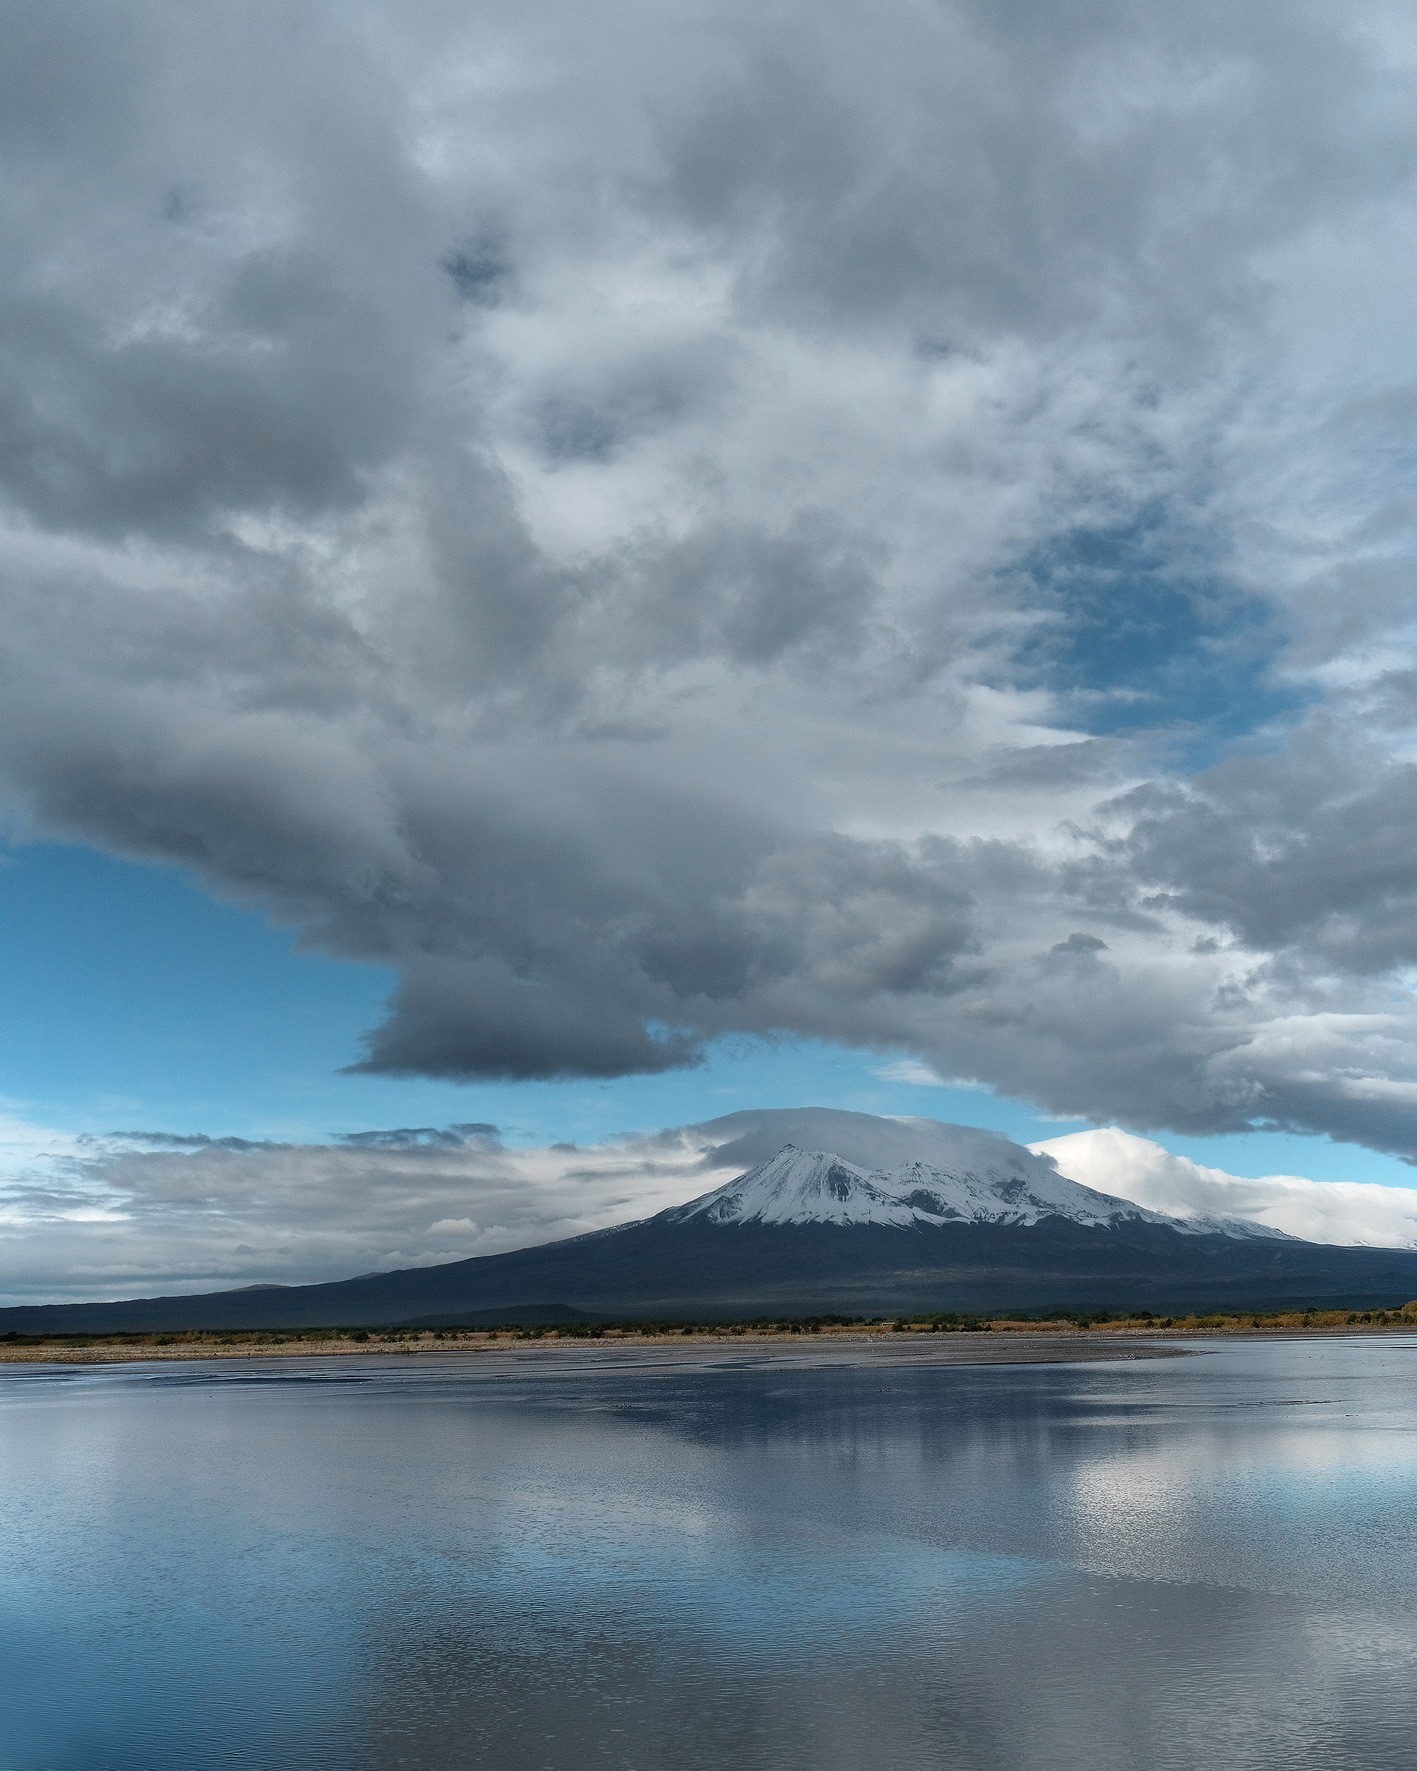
{"left": 6, "top": 1109, "right": 1417, "bottom": 1331}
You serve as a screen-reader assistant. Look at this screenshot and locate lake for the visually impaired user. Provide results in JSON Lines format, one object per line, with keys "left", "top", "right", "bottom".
{"left": 3, "top": 1336, "right": 1416, "bottom": 1769}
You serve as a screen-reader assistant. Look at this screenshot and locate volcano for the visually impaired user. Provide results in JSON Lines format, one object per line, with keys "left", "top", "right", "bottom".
{"left": 5, "top": 1109, "right": 1417, "bottom": 1331}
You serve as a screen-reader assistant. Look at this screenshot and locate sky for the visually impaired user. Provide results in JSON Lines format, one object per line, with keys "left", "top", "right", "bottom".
{"left": 8, "top": 1, "right": 1417, "bottom": 1299}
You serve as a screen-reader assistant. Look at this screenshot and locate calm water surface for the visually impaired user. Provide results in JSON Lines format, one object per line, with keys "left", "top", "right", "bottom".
{"left": 3, "top": 1337, "right": 1417, "bottom": 1770}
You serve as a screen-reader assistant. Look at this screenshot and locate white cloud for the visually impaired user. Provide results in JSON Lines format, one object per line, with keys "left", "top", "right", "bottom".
{"left": 1034, "top": 1127, "right": 1417, "bottom": 1249}
{"left": 9, "top": 3, "right": 1417, "bottom": 1158}
{"left": 872, "top": 1059, "right": 952, "bottom": 1086}
{"left": 12, "top": 1108, "right": 1417, "bottom": 1304}
{"left": 0, "top": 1119, "right": 741, "bottom": 1305}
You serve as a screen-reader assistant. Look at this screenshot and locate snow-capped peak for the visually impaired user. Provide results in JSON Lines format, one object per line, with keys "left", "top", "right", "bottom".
{"left": 665, "top": 1140, "right": 1184, "bottom": 1231}
{"left": 655, "top": 1112, "right": 1294, "bottom": 1239}
{"left": 667, "top": 1146, "right": 927, "bottom": 1228}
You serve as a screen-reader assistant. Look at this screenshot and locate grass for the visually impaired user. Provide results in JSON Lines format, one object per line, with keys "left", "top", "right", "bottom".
{"left": 1, "top": 1303, "right": 1415, "bottom": 1363}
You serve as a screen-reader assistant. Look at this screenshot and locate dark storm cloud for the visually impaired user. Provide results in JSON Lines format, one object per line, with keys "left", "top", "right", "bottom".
{"left": 3, "top": 3, "right": 1417, "bottom": 1149}
{"left": 1116, "top": 731, "right": 1417, "bottom": 976}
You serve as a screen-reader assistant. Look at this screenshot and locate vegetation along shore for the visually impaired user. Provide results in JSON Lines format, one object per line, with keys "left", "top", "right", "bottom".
{"left": 2, "top": 1303, "right": 1416, "bottom": 1364}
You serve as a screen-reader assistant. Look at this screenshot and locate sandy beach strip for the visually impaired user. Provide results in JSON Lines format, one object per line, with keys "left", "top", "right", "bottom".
{"left": 0, "top": 1327, "right": 1193, "bottom": 1371}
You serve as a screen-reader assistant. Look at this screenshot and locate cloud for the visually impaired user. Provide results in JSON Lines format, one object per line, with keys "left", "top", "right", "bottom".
{"left": 11, "top": 1107, "right": 1417, "bottom": 1304}
{"left": 873, "top": 1059, "right": 953, "bottom": 1087}
{"left": 0, "top": 1115, "right": 739, "bottom": 1305}
{"left": 335, "top": 1124, "right": 500, "bottom": 1151}
{"left": 1035, "top": 1127, "right": 1417, "bottom": 1248}
{"left": 5, "top": 5, "right": 1417, "bottom": 1152}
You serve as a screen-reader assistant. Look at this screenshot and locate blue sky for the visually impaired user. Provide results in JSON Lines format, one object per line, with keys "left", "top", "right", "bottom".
{"left": 7, "top": 3, "right": 1417, "bottom": 1296}
{"left": 5, "top": 840, "right": 1412, "bottom": 1190}
{"left": 1018, "top": 505, "right": 1309, "bottom": 757}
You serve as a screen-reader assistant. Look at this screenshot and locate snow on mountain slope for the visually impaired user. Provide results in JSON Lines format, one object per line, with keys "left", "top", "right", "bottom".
{"left": 665, "top": 1142, "right": 1181, "bottom": 1231}
{"left": 665, "top": 1146, "right": 928, "bottom": 1228}
{"left": 664, "top": 1111, "right": 1293, "bottom": 1238}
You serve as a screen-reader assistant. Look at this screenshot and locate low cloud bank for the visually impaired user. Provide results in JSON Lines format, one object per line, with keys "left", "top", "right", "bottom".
{"left": 1035, "top": 1128, "right": 1417, "bottom": 1249}
{"left": 10, "top": 1111, "right": 1417, "bottom": 1306}
{"left": 0, "top": 1118, "right": 737, "bottom": 1306}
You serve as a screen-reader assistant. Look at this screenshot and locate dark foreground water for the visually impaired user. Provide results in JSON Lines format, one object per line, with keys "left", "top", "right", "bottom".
{"left": 3, "top": 1337, "right": 1417, "bottom": 1770}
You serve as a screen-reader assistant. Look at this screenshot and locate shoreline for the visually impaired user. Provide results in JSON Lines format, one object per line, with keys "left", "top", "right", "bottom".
{"left": 3, "top": 1317, "right": 1416, "bottom": 1368}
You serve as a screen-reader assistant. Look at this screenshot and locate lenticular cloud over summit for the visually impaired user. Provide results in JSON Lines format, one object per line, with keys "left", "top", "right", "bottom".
{"left": 8, "top": 3, "right": 1417, "bottom": 1155}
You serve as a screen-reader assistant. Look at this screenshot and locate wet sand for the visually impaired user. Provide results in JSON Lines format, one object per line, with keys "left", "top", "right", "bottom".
{"left": 0, "top": 1328, "right": 1188, "bottom": 1370}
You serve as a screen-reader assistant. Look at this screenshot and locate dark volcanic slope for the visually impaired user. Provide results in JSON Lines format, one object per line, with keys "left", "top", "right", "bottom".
{"left": 6, "top": 1214, "right": 1417, "bottom": 1332}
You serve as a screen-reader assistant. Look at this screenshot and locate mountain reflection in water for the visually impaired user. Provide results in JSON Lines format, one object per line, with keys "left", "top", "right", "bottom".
{"left": 2, "top": 1338, "right": 1416, "bottom": 1770}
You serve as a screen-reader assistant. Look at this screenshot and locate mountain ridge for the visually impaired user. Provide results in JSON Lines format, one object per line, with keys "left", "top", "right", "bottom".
{"left": 1, "top": 1109, "right": 1409, "bottom": 1331}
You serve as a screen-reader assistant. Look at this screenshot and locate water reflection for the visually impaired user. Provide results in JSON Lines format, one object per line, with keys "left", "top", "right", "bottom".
{"left": 2, "top": 1339, "right": 1416, "bottom": 1768}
